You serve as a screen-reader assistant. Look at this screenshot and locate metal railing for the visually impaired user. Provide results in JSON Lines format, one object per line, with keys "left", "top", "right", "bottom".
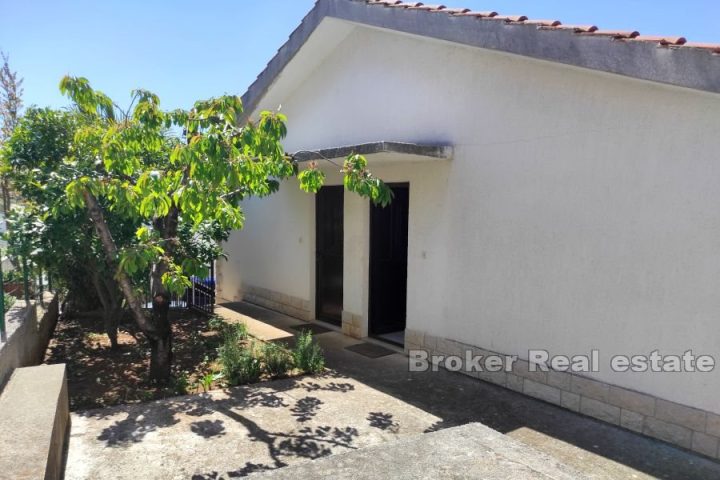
{"left": 142, "top": 264, "right": 215, "bottom": 314}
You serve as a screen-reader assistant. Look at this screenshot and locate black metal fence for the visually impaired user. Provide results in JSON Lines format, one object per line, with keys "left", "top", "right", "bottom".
{"left": 143, "top": 264, "right": 215, "bottom": 314}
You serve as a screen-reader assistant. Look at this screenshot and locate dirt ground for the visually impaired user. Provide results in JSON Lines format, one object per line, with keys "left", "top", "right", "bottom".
{"left": 44, "top": 309, "right": 223, "bottom": 411}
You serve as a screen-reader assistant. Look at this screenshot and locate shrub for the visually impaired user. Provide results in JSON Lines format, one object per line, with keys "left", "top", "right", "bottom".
{"left": 292, "top": 330, "right": 325, "bottom": 374}
{"left": 197, "top": 372, "right": 224, "bottom": 392}
{"left": 262, "top": 341, "right": 293, "bottom": 378}
{"left": 210, "top": 316, "right": 248, "bottom": 343}
{"left": 219, "top": 338, "right": 261, "bottom": 385}
{"left": 3, "top": 293, "right": 15, "bottom": 310}
{"left": 171, "top": 372, "right": 190, "bottom": 395}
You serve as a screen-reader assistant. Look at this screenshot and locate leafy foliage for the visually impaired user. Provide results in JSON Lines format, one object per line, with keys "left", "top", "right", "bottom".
{"left": 3, "top": 293, "right": 15, "bottom": 310}
{"left": 1, "top": 108, "right": 140, "bottom": 318}
{"left": 6, "top": 75, "right": 391, "bottom": 381}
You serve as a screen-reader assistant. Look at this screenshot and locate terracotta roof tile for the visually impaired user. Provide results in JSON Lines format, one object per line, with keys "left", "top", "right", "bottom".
{"left": 524, "top": 19, "right": 562, "bottom": 27}
{"left": 554, "top": 24, "right": 598, "bottom": 33}
{"left": 587, "top": 30, "right": 640, "bottom": 39}
{"left": 443, "top": 7, "right": 471, "bottom": 14}
{"left": 493, "top": 15, "right": 528, "bottom": 22}
{"left": 454, "top": 10, "right": 498, "bottom": 18}
{"left": 363, "top": 1, "right": 720, "bottom": 55}
{"left": 683, "top": 42, "right": 720, "bottom": 54}
{"left": 406, "top": 3, "right": 446, "bottom": 10}
{"left": 633, "top": 35, "right": 687, "bottom": 45}
{"left": 387, "top": 2, "right": 423, "bottom": 7}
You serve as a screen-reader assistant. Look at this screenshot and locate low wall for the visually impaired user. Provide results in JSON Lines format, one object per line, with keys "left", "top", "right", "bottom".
{"left": 0, "top": 364, "right": 69, "bottom": 480}
{"left": 0, "top": 294, "right": 60, "bottom": 388}
{"left": 406, "top": 329, "right": 720, "bottom": 461}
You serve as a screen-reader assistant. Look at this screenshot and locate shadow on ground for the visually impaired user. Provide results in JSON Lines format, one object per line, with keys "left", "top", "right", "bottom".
{"left": 66, "top": 302, "right": 720, "bottom": 480}
{"left": 218, "top": 301, "right": 720, "bottom": 480}
{"left": 71, "top": 371, "right": 380, "bottom": 479}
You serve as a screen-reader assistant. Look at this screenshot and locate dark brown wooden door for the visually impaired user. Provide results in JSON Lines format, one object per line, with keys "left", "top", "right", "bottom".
{"left": 369, "top": 184, "right": 409, "bottom": 335}
{"left": 316, "top": 186, "right": 344, "bottom": 325}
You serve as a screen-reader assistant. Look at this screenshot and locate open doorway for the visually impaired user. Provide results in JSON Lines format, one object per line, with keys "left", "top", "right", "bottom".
{"left": 369, "top": 183, "right": 409, "bottom": 345}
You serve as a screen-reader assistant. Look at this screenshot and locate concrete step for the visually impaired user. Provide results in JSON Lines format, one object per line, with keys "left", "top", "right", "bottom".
{"left": 249, "top": 422, "right": 588, "bottom": 479}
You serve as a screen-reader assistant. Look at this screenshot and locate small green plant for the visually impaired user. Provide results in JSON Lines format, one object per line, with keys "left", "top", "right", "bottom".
{"left": 197, "top": 372, "right": 223, "bottom": 392}
{"left": 262, "top": 341, "right": 293, "bottom": 378}
{"left": 171, "top": 372, "right": 190, "bottom": 395}
{"left": 292, "top": 331, "right": 325, "bottom": 374}
{"left": 218, "top": 338, "right": 261, "bottom": 385}
{"left": 207, "top": 315, "right": 226, "bottom": 332}
{"left": 211, "top": 316, "right": 249, "bottom": 343}
{"left": 3, "top": 293, "right": 15, "bottom": 310}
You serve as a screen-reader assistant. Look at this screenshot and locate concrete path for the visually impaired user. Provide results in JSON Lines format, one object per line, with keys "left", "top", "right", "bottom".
{"left": 65, "top": 302, "right": 720, "bottom": 479}
{"left": 252, "top": 423, "right": 586, "bottom": 479}
{"left": 66, "top": 373, "right": 441, "bottom": 479}
{"left": 222, "top": 302, "right": 720, "bottom": 479}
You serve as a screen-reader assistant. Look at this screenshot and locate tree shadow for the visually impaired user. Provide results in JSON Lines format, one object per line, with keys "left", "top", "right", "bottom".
{"left": 191, "top": 419, "right": 226, "bottom": 438}
{"left": 367, "top": 412, "right": 399, "bottom": 433}
{"left": 76, "top": 373, "right": 362, "bottom": 478}
{"left": 290, "top": 396, "right": 323, "bottom": 423}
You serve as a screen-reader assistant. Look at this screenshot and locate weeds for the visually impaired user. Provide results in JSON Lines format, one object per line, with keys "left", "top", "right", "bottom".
{"left": 218, "top": 337, "right": 262, "bottom": 385}
{"left": 292, "top": 330, "right": 325, "bottom": 374}
{"left": 262, "top": 341, "right": 293, "bottom": 378}
{"left": 171, "top": 372, "right": 190, "bottom": 395}
{"left": 197, "top": 372, "right": 224, "bottom": 392}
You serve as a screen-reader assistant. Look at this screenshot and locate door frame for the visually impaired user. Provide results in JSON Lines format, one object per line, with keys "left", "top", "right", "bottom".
{"left": 368, "top": 182, "right": 410, "bottom": 341}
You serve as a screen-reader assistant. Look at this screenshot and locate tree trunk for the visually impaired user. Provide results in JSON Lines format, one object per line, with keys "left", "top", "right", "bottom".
{"left": 82, "top": 190, "right": 171, "bottom": 381}
{"left": 145, "top": 265, "right": 173, "bottom": 382}
{"left": 146, "top": 214, "right": 178, "bottom": 384}
{"left": 90, "top": 265, "right": 124, "bottom": 349}
{"left": 149, "top": 337, "right": 172, "bottom": 381}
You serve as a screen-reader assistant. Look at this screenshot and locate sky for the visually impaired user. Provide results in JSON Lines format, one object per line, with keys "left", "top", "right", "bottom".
{"left": 1, "top": 0, "right": 719, "bottom": 112}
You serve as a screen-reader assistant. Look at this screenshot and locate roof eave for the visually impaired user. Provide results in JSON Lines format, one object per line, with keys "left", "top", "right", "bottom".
{"left": 241, "top": 0, "right": 720, "bottom": 121}
{"left": 291, "top": 141, "right": 453, "bottom": 163}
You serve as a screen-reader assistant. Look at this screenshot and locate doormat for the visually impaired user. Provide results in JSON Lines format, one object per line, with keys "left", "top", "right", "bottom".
{"left": 290, "top": 323, "right": 332, "bottom": 336}
{"left": 345, "top": 342, "right": 396, "bottom": 359}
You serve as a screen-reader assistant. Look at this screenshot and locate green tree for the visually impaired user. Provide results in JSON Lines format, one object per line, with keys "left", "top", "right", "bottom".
{"left": 2, "top": 108, "right": 138, "bottom": 347}
{"left": 0, "top": 51, "right": 24, "bottom": 217}
{"left": 59, "top": 76, "right": 391, "bottom": 382}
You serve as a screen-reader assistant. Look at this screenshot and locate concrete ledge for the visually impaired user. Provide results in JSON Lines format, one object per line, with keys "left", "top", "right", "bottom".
{"left": 407, "top": 329, "right": 720, "bottom": 460}
{"left": 0, "top": 294, "right": 60, "bottom": 388}
{"left": 0, "top": 364, "right": 69, "bottom": 480}
{"left": 251, "top": 423, "right": 585, "bottom": 479}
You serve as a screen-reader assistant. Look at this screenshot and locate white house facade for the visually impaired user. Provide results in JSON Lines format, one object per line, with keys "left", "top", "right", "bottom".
{"left": 217, "top": 0, "right": 720, "bottom": 458}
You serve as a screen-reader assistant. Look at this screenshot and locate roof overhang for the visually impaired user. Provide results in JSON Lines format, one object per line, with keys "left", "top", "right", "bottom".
{"left": 242, "top": 0, "right": 720, "bottom": 120}
{"left": 291, "top": 141, "right": 453, "bottom": 164}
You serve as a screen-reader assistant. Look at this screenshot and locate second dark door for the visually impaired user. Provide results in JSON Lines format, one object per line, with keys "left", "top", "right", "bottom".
{"left": 369, "top": 183, "right": 409, "bottom": 336}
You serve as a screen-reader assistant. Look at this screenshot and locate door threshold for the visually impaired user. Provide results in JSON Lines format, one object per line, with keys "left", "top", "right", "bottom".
{"left": 368, "top": 333, "right": 406, "bottom": 352}
{"left": 372, "top": 330, "right": 405, "bottom": 347}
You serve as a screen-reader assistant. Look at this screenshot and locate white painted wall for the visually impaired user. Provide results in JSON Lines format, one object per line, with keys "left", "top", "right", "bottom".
{"left": 223, "top": 22, "right": 720, "bottom": 414}
{"left": 218, "top": 178, "right": 315, "bottom": 303}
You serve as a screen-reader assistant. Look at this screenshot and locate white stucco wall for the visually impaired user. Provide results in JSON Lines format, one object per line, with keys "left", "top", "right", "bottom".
{"left": 218, "top": 178, "right": 315, "bottom": 303}
{"left": 222, "top": 22, "right": 720, "bottom": 414}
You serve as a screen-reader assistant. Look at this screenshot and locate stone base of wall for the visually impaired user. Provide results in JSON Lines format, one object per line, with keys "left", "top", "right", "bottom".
{"left": 241, "top": 284, "right": 312, "bottom": 321}
{"left": 405, "top": 328, "right": 720, "bottom": 460}
{"left": 341, "top": 311, "right": 363, "bottom": 338}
